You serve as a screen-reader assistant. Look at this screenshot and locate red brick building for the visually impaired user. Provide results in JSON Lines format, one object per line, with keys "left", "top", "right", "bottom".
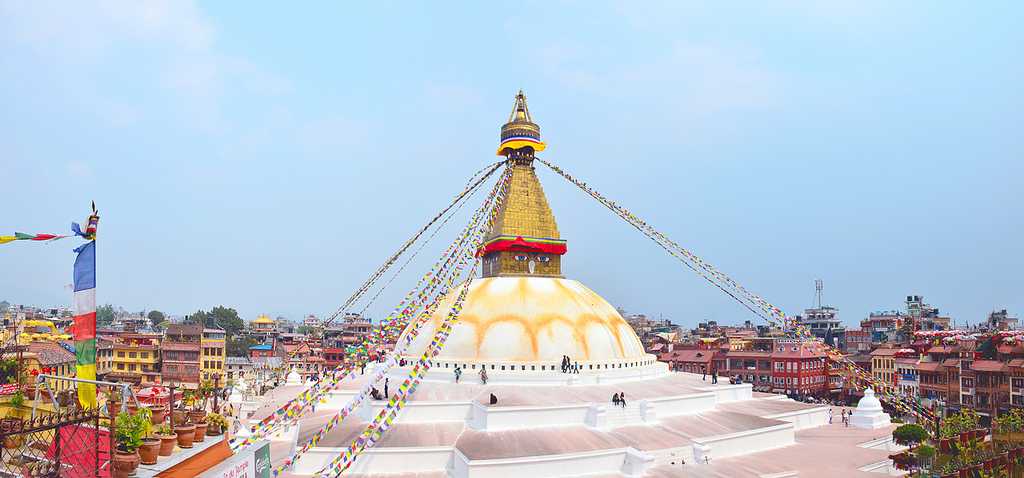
{"left": 770, "top": 340, "right": 829, "bottom": 396}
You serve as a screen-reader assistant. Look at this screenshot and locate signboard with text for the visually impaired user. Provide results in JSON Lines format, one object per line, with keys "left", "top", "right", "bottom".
{"left": 200, "top": 441, "right": 271, "bottom": 478}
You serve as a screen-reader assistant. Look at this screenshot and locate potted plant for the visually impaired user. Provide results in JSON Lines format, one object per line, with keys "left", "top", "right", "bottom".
{"left": 193, "top": 416, "right": 208, "bottom": 443}
{"left": 174, "top": 422, "right": 196, "bottom": 449}
{"left": 113, "top": 413, "right": 145, "bottom": 478}
{"left": 154, "top": 424, "right": 176, "bottom": 456}
{"left": 187, "top": 387, "right": 208, "bottom": 423}
{"left": 147, "top": 402, "right": 167, "bottom": 425}
{"left": 206, "top": 413, "right": 227, "bottom": 436}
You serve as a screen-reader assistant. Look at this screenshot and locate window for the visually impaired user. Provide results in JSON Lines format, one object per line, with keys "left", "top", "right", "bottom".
{"left": 117, "top": 351, "right": 125, "bottom": 358}
{"left": 128, "top": 364, "right": 136, "bottom": 372}
{"left": 117, "top": 363, "right": 124, "bottom": 370}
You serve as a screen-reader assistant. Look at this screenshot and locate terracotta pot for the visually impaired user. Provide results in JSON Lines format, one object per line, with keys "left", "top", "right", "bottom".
{"left": 193, "top": 422, "right": 208, "bottom": 442}
{"left": 157, "top": 434, "right": 176, "bottom": 456}
{"left": 127, "top": 403, "right": 139, "bottom": 416}
{"left": 138, "top": 438, "right": 161, "bottom": 465}
{"left": 189, "top": 410, "right": 207, "bottom": 423}
{"left": 111, "top": 450, "right": 140, "bottom": 478}
{"left": 148, "top": 405, "right": 167, "bottom": 425}
{"left": 206, "top": 423, "right": 223, "bottom": 436}
{"left": 3, "top": 434, "right": 22, "bottom": 449}
{"left": 172, "top": 409, "right": 189, "bottom": 425}
{"left": 174, "top": 424, "right": 196, "bottom": 449}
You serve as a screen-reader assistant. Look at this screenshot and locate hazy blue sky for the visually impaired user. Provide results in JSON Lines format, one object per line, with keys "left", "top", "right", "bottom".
{"left": 2, "top": 2, "right": 1021, "bottom": 327}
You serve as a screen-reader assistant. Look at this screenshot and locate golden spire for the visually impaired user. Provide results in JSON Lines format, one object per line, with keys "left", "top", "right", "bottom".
{"left": 497, "top": 90, "right": 547, "bottom": 157}
{"left": 483, "top": 92, "right": 565, "bottom": 278}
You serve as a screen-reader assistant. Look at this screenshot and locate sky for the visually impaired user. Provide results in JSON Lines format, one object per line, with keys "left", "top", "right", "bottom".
{"left": 1, "top": 2, "right": 1021, "bottom": 328}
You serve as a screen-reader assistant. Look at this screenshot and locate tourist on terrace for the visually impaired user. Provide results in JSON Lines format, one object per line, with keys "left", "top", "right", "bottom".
{"left": 489, "top": 393, "right": 498, "bottom": 405}
{"left": 574, "top": 361, "right": 580, "bottom": 374}
{"left": 828, "top": 408, "right": 833, "bottom": 424}
{"left": 619, "top": 392, "right": 627, "bottom": 408}
{"left": 612, "top": 393, "right": 620, "bottom": 406}
{"left": 711, "top": 368, "right": 718, "bottom": 384}
{"left": 384, "top": 378, "right": 389, "bottom": 398}
{"left": 480, "top": 368, "right": 488, "bottom": 385}
{"left": 701, "top": 365, "right": 706, "bottom": 381}
{"left": 454, "top": 366, "right": 462, "bottom": 383}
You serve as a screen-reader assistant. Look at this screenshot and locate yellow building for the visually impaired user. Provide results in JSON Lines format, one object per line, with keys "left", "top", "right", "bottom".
{"left": 109, "top": 333, "right": 161, "bottom": 384}
{"left": 251, "top": 314, "right": 276, "bottom": 334}
{"left": 870, "top": 347, "right": 899, "bottom": 389}
{"left": 201, "top": 327, "right": 227, "bottom": 383}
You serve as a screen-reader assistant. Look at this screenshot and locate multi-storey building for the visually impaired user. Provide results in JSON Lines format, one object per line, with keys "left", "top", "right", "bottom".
{"left": 108, "top": 333, "right": 161, "bottom": 384}
{"left": 26, "top": 341, "right": 77, "bottom": 392}
{"left": 201, "top": 327, "right": 226, "bottom": 383}
{"left": 250, "top": 314, "right": 277, "bottom": 337}
{"left": 844, "top": 330, "right": 871, "bottom": 354}
{"left": 895, "top": 354, "right": 919, "bottom": 399}
{"left": 95, "top": 335, "right": 115, "bottom": 380}
{"left": 771, "top": 340, "right": 829, "bottom": 396}
{"left": 869, "top": 347, "right": 899, "bottom": 389}
{"left": 795, "top": 305, "right": 845, "bottom": 350}
{"left": 1011, "top": 358, "right": 1024, "bottom": 408}
{"left": 163, "top": 323, "right": 202, "bottom": 388}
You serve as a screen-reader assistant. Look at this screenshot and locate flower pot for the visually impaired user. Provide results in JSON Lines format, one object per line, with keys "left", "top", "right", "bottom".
{"left": 174, "top": 424, "right": 196, "bottom": 449}
{"left": 148, "top": 405, "right": 167, "bottom": 425}
{"left": 111, "top": 450, "right": 140, "bottom": 478}
{"left": 172, "top": 409, "right": 189, "bottom": 425}
{"left": 206, "top": 423, "right": 223, "bottom": 436}
{"left": 127, "top": 403, "right": 139, "bottom": 416}
{"left": 139, "top": 437, "right": 161, "bottom": 465}
{"left": 188, "top": 410, "right": 207, "bottom": 423}
{"left": 193, "top": 422, "right": 208, "bottom": 442}
{"left": 157, "top": 434, "right": 176, "bottom": 456}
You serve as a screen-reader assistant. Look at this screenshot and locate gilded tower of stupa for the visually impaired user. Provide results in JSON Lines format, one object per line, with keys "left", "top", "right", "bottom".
{"left": 480, "top": 91, "right": 567, "bottom": 278}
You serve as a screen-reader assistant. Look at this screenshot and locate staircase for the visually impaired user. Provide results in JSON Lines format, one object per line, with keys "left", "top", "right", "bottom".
{"left": 604, "top": 402, "right": 645, "bottom": 428}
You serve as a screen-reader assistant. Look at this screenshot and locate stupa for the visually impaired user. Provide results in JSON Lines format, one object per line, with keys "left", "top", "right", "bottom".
{"left": 849, "top": 388, "right": 893, "bottom": 429}
{"left": 279, "top": 92, "right": 903, "bottom": 477}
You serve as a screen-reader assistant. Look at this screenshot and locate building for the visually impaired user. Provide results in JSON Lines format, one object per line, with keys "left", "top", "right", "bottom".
{"left": 108, "top": 333, "right": 161, "bottom": 384}
{"left": 25, "top": 341, "right": 77, "bottom": 392}
{"left": 249, "top": 343, "right": 277, "bottom": 359}
{"left": 895, "top": 354, "right": 920, "bottom": 399}
{"left": 770, "top": 339, "right": 829, "bottom": 396}
{"left": 250, "top": 314, "right": 276, "bottom": 336}
{"left": 869, "top": 347, "right": 899, "bottom": 389}
{"left": 987, "top": 309, "right": 1019, "bottom": 331}
{"left": 162, "top": 323, "right": 202, "bottom": 388}
{"left": 225, "top": 356, "right": 252, "bottom": 381}
{"left": 201, "top": 327, "right": 227, "bottom": 383}
{"left": 844, "top": 330, "right": 870, "bottom": 353}
{"left": 905, "top": 295, "right": 951, "bottom": 331}
{"left": 794, "top": 293, "right": 845, "bottom": 350}
{"left": 95, "top": 335, "right": 115, "bottom": 380}
{"left": 658, "top": 348, "right": 715, "bottom": 374}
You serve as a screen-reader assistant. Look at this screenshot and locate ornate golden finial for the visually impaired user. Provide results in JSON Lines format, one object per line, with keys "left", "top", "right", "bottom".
{"left": 497, "top": 90, "right": 546, "bottom": 156}
{"left": 483, "top": 92, "right": 565, "bottom": 278}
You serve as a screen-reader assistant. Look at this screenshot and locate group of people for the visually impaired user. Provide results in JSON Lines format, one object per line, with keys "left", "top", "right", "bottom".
{"left": 611, "top": 392, "right": 628, "bottom": 408}
{"left": 561, "top": 355, "right": 580, "bottom": 374}
{"left": 451, "top": 365, "right": 488, "bottom": 384}
{"left": 700, "top": 366, "right": 719, "bottom": 384}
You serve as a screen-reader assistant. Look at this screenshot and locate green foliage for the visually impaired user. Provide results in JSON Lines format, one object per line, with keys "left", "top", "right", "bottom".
{"left": 206, "top": 413, "right": 228, "bottom": 428}
{"left": 115, "top": 413, "right": 147, "bottom": 452}
{"left": 96, "top": 304, "right": 116, "bottom": 326}
{"left": 227, "top": 336, "right": 256, "bottom": 357}
{"left": 940, "top": 409, "right": 980, "bottom": 439}
{"left": 153, "top": 424, "right": 174, "bottom": 436}
{"left": 9, "top": 391, "right": 24, "bottom": 408}
{"left": 995, "top": 408, "right": 1024, "bottom": 435}
{"left": 0, "top": 358, "right": 18, "bottom": 384}
{"left": 147, "top": 310, "right": 166, "bottom": 330}
{"left": 893, "top": 424, "right": 930, "bottom": 447}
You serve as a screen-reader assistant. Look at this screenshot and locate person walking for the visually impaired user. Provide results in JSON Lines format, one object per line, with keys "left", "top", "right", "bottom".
{"left": 701, "top": 365, "right": 707, "bottom": 381}
{"left": 828, "top": 408, "right": 833, "bottom": 424}
{"left": 384, "top": 378, "right": 389, "bottom": 399}
{"left": 454, "top": 366, "right": 462, "bottom": 383}
{"left": 619, "top": 392, "right": 627, "bottom": 408}
{"left": 574, "top": 361, "right": 580, "bottom": 374}
{"left": 711, "top": 368, "right": 718, "bottom": 384}
{"left": 480, "top": 368, "right": 488, "bottom": 385}
{"left": 612, "top": 393, "right": 620, "bottom": 407}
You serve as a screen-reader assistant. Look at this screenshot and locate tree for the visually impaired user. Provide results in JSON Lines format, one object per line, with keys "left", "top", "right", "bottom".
{"left": 227, "top": 336, "right": 256, "bottom": 357}
{"left": 147, "top": 310, "right": 166, "bottom": 330}
{"left": 208, "top": 306, "right": 244, "bottom": 337}
{"left": 96, "top": 304, "right": 115, "bottom": 326}
{"left": 893, "top": 424, "right": 930, "bottom": 449}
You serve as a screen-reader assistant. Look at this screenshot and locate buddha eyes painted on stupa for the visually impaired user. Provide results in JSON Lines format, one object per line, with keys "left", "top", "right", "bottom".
{"left": 515, "top": 254, "right": 528, "bottom": 261}
{"left": 537, "top": 255, "right": 550, "bottom": 263}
